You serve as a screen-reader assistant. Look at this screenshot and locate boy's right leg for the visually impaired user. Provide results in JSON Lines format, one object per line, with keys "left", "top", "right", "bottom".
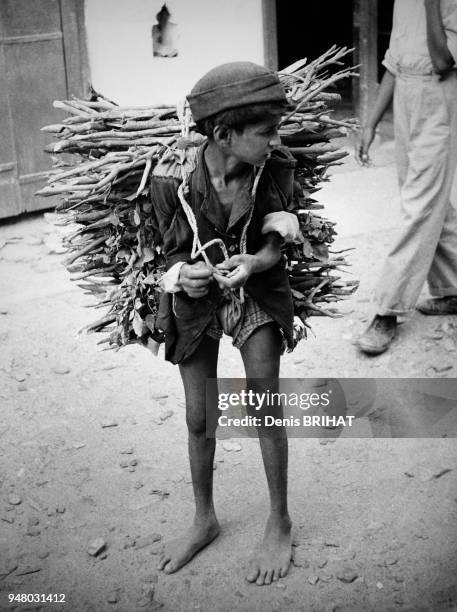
{"left": 158, "top": 335, "right": 220, "bottom": 574}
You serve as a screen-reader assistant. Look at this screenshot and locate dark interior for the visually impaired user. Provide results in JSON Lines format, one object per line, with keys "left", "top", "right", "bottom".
{"left": 276, "top": 0, "right": 395, "bottom": 98}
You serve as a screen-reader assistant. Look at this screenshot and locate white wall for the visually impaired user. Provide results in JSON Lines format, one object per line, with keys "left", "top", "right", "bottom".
{"left": 84, "top": 0, "right": 264, "bottom": 106}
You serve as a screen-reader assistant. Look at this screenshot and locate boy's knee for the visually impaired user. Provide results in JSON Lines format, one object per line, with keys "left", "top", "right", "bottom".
{"left": 186, "top": 410, "right": 207, "bottom": 435}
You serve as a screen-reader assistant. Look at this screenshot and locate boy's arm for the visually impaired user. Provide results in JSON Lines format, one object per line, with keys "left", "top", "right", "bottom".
{"left": 355, "top": 69, "right": 395, "bottom": 166}
{"left": 213, "top": 232, "right": 282, "bottom": 290}
{"left": 424, "top": 0, "right": 455, "bottom": 76}
{"left": 213, "top": 209, "right": 301, "bottom": 289}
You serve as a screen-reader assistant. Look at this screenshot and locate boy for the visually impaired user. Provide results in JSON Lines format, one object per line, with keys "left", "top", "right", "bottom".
{"left": 151, "top": 62, "right": 300, "bottom": 586}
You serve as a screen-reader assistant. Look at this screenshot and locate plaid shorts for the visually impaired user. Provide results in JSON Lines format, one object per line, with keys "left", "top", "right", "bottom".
{"left": 206, "top": 293, "right": 274, "bottom": 349}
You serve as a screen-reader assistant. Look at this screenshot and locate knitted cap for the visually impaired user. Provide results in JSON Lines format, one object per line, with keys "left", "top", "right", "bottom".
{"left": 187, "top": 62, "right": 292, "bottom": 122}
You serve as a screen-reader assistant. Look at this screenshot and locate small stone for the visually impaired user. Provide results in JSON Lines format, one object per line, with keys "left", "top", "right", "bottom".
{"left": 120, "top": 448, "right": 134, "bottom": 455}
{"left": 134, "top": 481, "right": 144, "bottom": 490}
{"left": 151, "top": 394, "right": 169, "bottom": 401}
{"left": 17, "top": 383, "right": 27, "bottom": 392}
{"left": 101, "top": 420, "right": 118, "bottom": 428}
{"left": 128, "top": 467, "right": 136, "bottom": 472}
{"left": 120, "top": 460, "right": 129, "bottom": 468}
{"left": 107, "top": 591, "right": 119, "bottom": 604}
{"left": 308, "top": 575, "right": 319, "bottom": 585}
{"left": 8, "top": 494, "right": 22, "bottom": 506}
{"left": 317, "top": 558, "right": 328, "bottom": 568}
{"left": 129, "top": 459, "right": 138, "bottom": 467}
{"left": 433, "top": 468, "right": 452, "bottom": 479}
{"left": 159, "top": 410, "right": 174, "bottom": 422}
{"left": 13, "top": 373, "right": 26, "bottom": 382}
{"left": 87, "top": 537, "right": 106, "bottom": 557}
{"left": 320, "top": 573, "right": 333, "bottom": 583}
{"left": 336, "top": 566, "right": 358, "bottom": 583}
{"left": 319, "top": 439, "right": 329, "bottom": 445}
{"left": 27, "top": 526, "right": 41, "bottom": 536}
{"left": 149, "top": 488, "right": 170, "bottom": 498}
{"left": 1, "top": 515, "right": 14, "bottom": 524}
{"left": 37, "top": 550, "right": 50, "bottom": 560}
{"left": 376, "top": 581, "right": 384, "bottom": 589}
{"left": 72, "top": 443, "right": 86, "bottom": 450}
{"left": 422, "top": 332, "right": 443, "bottom": 341}
{"left": 222, "top": 441, "right": 242, "bottom": 452}
{"left": 0, "top": 309, "right": 8, "bottom": 315}
{"left": 52, "top": 366, "right": 71, "bottom": 375}
{"left": 292, "top": 546, "right": 309, "bottom": 568}
{"left": 134, "top": 533, "right": 162, "bottom": 550}
{"left": 275, "top": 582, "right": 286, "bottom": 589}
{"left": 394, "top": 575, "right": 405, "bottom": 583}
{"left": 56, "top": 506, "right": 66, "bottom": 514}
{"left": 426, "top": 364, "right": 453, "bottom": 376}
{"left": 384, "top": 555, "right": 399, "bottom": 566}
{"left": 141, "top": 584, "right": 155, "bottom": 602}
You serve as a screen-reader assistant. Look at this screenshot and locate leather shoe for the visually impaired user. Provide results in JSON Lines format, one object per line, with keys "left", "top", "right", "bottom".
{"left": 416, "top": 296, "right": 457, "bottom": 315}
{"left": 356, "top": 315, "right": 397, "bottom": 355}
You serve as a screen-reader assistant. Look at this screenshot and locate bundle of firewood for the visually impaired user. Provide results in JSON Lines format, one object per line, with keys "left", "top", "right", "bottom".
{"left": 37, "top": 46, "right": 359, "bottom": 350}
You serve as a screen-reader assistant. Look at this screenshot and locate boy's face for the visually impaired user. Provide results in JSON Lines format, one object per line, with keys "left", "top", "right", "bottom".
{"left": 228, "top": 116, "right": 282, "bottom": 166}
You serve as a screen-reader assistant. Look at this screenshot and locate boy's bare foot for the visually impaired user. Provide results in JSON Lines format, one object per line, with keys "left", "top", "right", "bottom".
{"left": 246, "top": 514, "right": 292, "bottom": 586}
{"left": 157, "top": 515, "right": 220, "bottom": 574}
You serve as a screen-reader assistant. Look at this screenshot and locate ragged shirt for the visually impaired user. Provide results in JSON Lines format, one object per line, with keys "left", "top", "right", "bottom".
{"left": 150, "top": 143, "right": 298, "bottom": 364}
{"left": 383, "top": 0, "right": 457, "bottom": 76}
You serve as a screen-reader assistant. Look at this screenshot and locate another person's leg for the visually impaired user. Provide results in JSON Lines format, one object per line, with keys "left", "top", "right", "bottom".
{"left": 240, "top": 323, "right": 292, "bottom": 586}
{"left": 358, "top": 75, "right": 457, "bottom": 354}
{"left": 158, "top": 335, "right": 220, "bottom": 573}
{"left": 419, "top": 75, "right": 457, "bottom": 315}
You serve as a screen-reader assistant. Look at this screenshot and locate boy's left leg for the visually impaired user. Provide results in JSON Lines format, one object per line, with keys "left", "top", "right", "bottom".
{"left": 240, "top": 323, "right": 292, "bottom": 586}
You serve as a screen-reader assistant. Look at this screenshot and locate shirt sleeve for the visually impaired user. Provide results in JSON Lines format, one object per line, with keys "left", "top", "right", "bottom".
{"left": 382, "top": 49, "right": 398, "bottom": 76}
{"left": 150, "top": 176, "right": 193, "bottom": 271}
{"left": 160, "top": 261, "right": 185, "bottom": 292}
{"left": 261, "top": 211, "right": 301, "bottom": 243}
{"left": 259, "top": 146, "right": 297, "bottom": 215}
{"left": 444, "top": 3, "right": 457, "bottom": 65}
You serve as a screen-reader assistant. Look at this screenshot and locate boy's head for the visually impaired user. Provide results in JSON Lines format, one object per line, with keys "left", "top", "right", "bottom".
{"left": 187, "top": 62, "right": 293, "bottom": 165}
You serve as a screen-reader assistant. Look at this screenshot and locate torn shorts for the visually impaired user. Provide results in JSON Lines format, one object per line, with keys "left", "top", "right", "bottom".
{"left": 206, "top": 293, "right": 278, "bottom": 349}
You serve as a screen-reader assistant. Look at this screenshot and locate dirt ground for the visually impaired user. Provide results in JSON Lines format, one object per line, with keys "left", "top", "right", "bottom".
{"left": 1, "top": 144, "right": 457, "bottom": 612}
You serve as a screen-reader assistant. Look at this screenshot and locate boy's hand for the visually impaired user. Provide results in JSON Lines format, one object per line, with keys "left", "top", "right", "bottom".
{"left": 213, "top": 255, "right": 256, "bottom": 289}
{"left": 179, "top": 261, "right": 213, "bottom": 297}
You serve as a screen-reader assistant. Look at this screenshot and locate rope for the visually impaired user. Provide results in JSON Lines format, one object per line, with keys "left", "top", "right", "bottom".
{"left": 176, "top": 100, "right": 265, "bottom": 302}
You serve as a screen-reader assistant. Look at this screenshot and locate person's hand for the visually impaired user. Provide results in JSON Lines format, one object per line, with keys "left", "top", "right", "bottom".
{"left": 355, "top": 125, "right": 376, "bottom": 167}
{"left": 179, "top": 261, "right": 213, "bottom": 298}
{"left": 213, "top": 255, "right": 256, "bottom": 290}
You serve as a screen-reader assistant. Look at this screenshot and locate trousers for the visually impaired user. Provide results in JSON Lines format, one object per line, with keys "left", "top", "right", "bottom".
{"left": 375, "top": 71, "right": 457, "bottom": 316}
